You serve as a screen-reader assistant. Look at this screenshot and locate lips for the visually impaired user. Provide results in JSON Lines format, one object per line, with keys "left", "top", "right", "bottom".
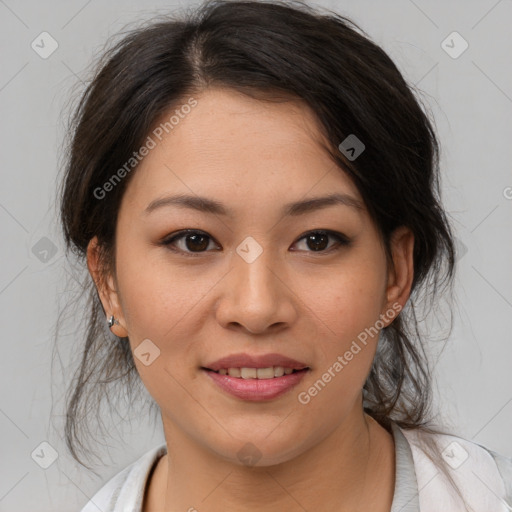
{"left": 202, "top": 353, "right": 310, "bottom": 372}
{"left": 201, "top": 353, "right": 311, "bottom": 401}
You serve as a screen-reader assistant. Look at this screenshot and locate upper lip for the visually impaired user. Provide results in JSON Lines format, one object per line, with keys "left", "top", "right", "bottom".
{"left": 203, "top": 353, "right": 309, "bottom": 371}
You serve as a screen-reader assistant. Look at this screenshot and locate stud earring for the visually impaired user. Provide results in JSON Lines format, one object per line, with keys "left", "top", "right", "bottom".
{"left": 107, "top": 315, "right": 120, "bottom": 329}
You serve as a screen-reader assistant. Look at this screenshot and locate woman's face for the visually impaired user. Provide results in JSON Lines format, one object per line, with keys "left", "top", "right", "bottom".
{"left": 88, "top": 87, "right": 412, "bottom": 466}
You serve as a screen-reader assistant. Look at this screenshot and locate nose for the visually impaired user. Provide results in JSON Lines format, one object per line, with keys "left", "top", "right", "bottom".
{"left": 214, "top": 244, "right": 297, "bottom": 335}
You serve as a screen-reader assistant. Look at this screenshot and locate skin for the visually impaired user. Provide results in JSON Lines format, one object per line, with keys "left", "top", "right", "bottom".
{"left": 87, "top": 87, "right": 414, "bottom": 511}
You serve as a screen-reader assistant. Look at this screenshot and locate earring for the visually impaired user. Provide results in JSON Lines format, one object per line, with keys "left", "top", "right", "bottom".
{"left": 107, "top": 315, "right": 120, "bottom": 329}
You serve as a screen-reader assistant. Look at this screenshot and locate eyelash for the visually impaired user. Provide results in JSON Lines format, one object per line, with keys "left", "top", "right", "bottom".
{"left": 160, "top": 229, "right": 351, "bottom": 257}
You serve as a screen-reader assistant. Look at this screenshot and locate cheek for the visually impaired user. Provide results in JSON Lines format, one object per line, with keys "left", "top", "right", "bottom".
{"left": 314, "top": 259, "right": 387, "bottom": 344}
{"left": 114, "top": 247, "right": 201, "bottom": 410}
{"left": 115, "top": 234, "right": 194, "bottom": 332}
{"left": 114, "top": 239, "right": 208, "bottom": 380}
{"left": 304, "top": 255, "right": 388, "bottom": 404}
{"left": 297, "top": 276, "right": 386, "bottom": 425}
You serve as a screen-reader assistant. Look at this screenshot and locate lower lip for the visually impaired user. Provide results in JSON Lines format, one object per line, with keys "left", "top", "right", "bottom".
{"left": 203, "top": 368, "right": 309, "bottom": 401}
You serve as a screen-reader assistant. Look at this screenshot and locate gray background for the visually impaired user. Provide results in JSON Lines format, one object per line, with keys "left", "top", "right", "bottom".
{"left": 0, "top": 0, "right": 511, "bottom": 510}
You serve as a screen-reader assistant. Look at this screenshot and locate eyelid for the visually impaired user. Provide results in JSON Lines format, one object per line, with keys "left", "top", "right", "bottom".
{"left": 160, "top": 229, "right": 351, "bottom": 256}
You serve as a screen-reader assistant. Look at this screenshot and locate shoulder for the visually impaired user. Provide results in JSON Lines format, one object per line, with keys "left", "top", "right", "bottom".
{"left": 398, "top": 424, "right": 512, "bottom": 511}
{"left": 79, "top": 443, "right": 167, "bottom": 512}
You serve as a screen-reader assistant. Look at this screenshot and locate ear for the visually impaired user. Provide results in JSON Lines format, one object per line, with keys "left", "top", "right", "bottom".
{"left": 86, "top": 236, "right": 128, "bottom": 338}
{"left": 381, "top": 226, "right": 414, "bottom": 325}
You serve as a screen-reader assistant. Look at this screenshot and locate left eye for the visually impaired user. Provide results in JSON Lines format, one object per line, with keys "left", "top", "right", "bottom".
{"left": 161, "top": 229, "right": 350, "bottom": 255}
{"left": 293, "top": 230, "right": 350, "bottom": 252}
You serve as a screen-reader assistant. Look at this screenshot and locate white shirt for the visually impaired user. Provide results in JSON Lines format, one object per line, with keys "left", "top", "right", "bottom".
{"left": 80, "top": 422, "right": 512, "bottom": 511}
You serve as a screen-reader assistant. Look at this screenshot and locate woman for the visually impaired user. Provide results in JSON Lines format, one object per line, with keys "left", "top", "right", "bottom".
{"left": 58, "top": 1, "right": 512, "bottom": 510}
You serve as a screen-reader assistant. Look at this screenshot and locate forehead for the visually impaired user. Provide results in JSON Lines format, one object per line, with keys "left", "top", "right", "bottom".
{"left": 120, "top": 87, "right": 362, "bottom": 216}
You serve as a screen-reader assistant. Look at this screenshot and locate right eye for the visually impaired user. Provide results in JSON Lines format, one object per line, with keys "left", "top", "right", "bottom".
{"left": 160, "top": 229, "right": 220, "bottom": 256}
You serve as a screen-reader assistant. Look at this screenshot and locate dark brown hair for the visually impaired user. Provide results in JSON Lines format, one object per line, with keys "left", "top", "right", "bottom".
{"left": 57, "top": 0, "right": 460, "bottom": 493}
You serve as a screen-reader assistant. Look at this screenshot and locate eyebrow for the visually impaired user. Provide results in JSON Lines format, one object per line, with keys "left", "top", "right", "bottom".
{"left": 143, "top": 192, "right": 364, "bottom": 217}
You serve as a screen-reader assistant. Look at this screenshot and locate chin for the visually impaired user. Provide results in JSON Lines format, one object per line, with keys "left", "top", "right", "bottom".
{"left": 206, "top": 432, "right": 309, "bottom": 469}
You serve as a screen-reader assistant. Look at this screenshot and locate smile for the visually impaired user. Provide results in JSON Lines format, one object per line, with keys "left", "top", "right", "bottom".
{"left": 202, "top": 367, "right": 310, "bottom": 401}
{"left": 210, "top": 366, "right": 306, "bottom": 379}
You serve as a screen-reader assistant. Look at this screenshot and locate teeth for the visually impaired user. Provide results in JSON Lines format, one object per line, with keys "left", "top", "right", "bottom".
{"left": 214, "top": 366, "right": 304, "bottom": 379}
{"left": 274, "top": 366, "right": 285, "bottom": 377}
{"left": 240, "top": 367, "right": 257, "bottom": 379}
{"left": 228, "top": 368, "right": 241, "bottom": 378}
{"left": 256, "top": 367, "right": 274, "bottom": 379}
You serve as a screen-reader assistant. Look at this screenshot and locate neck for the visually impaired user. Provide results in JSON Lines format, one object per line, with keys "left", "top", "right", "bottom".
{"left": 147, "top": 408, "right": 395, "bottom": 512}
